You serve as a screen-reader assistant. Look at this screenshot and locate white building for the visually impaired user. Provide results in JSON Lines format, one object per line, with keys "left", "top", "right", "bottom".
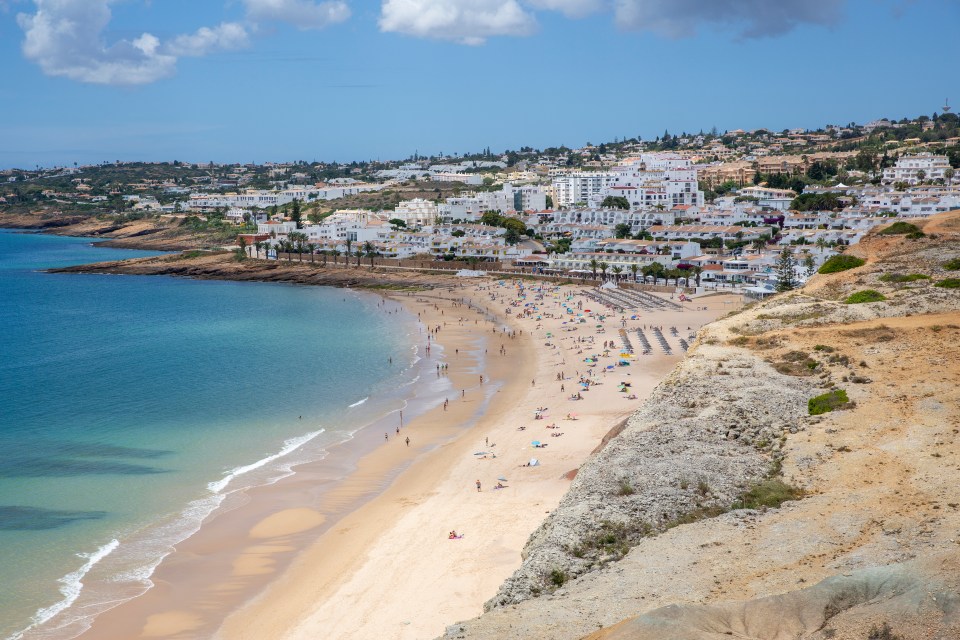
{"left": 392, "top": 198, "right": 440, "bottom": 227}
{"left": 882, "top": 153, "right": 952, "bottom": 185}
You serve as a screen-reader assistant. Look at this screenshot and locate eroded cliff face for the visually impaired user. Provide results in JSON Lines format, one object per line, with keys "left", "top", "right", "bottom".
{"left": 442, "top": 212, "right": 960, "bottom": 640}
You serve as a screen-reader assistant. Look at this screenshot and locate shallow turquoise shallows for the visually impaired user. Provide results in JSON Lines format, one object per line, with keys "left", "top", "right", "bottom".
{"left": 0, "top": 230, "right": 421, "bottom": 639}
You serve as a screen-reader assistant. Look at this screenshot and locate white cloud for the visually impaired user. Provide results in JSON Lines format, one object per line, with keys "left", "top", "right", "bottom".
{"left": 16, "top": 1, "right": 249, "bottom": 86}
{"left": 242, "top": 0, "right": 351, "bottom": 30}
{"left": 613, "top": 0, "right": 845, "bottom": 38}
{"left": 379, "top": 0, "right": 537, "bottom": 45}
{"left": 166, "top": 22, "right": 250, "bottom": 58}
{"left": 525, "top": 0, "right": 605, "bottom": 19}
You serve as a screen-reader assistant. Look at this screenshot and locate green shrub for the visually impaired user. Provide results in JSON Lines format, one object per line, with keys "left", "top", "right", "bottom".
{"left": 878, "top": 273, "right": 930, "bottom": 283}
{"left": 844, "top": 290, "right": 887, "bottom": 304}
{"left": 548, "top": 568, "right": 567, "bottom": 587}
{"left": 868, "top": 622, "right": 904, "bottom": 640}
{"left": 878, "top": 221, "right": 922, "bottom": 235}
{"left": 819, "top": 255, "right": 865, "bottom": 274}
{"left": 616, "top": 479, "right": 635, "bottom": 496}
{"left": 935, "top": 278, "right": 960, "bottom": 289}
{"left": 738, "top": 479, "right": 804, "bottom": 509}
{"left": 813, "top": 344, "right": 835, "bottom": 352}
{"left": 809, "top": 389, "right": 852, "bottom": 415}
{"left": 944, "top": 258, "right": 960, "bottom": 270}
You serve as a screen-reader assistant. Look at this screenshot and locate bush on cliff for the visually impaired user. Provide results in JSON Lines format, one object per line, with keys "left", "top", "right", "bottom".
{"left": 819, "top": 255, "right": 865, "bottom": 274}
{"left": 808, "top": 389, "right": 852, "bottom": 415}
{"left": 878, "top": 221, "right": 922, "bottom": 236}
{"left": 844, "top": 290, "right": 887, "bottom": 304}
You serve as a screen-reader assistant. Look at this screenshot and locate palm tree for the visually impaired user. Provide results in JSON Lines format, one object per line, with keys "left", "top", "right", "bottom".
{"left": 321, "top": 249, "right": 328, "bottom": 266}
{"left": 599, "top": 261, "right": 609, "bottom": 280}
{"left": 363, "top": 241, "right": 376, "bottom": 267}
{"left": 306, "top": 243, "right": 316, "bottom": 263}
{"left": 629, "top": 263, "right": 639, "bottom": 282}
{"left": 611, "top": 265, "right": 623, "bottom": 283}
{"left": 816, "top": 237, "right": 827, "bottom": 255}
{"left": 589, "top": 258, "right": 598, "bottom": 281}
{"left": 751, "top": 237, "right": 766, "bottom": 252}
{"left": 345, "top": 238, "right": 353, "bottom": 264}
{"left": 693, "top": 266, "right": 704, "bottom": 287}
{"left": 331, "top": 249, "right": 340, "bottom": 265}
{"left": 253, "top": 241, "right": 263, "bottom": 259}
{"left": 355, "top": 248, "right": 362, "bottom": 268}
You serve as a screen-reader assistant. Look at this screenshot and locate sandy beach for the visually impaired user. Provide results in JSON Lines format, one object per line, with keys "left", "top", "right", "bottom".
{"left": 75, "top": 279, "right": 738, "bottom": 640}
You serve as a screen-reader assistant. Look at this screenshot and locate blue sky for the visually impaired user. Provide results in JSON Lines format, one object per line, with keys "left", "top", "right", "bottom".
{"left": 0, "top": 0, "right": 957, "bottom": 168}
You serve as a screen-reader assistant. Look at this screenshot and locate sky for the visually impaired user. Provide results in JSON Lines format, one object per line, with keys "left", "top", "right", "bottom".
{"left": 0, "top": 0, "right": 957, "bottom": 168}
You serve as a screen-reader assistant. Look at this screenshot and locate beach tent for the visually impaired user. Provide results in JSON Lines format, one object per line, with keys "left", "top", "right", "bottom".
{"left": 600, "top": 281, "right": 618, "bottom": 290}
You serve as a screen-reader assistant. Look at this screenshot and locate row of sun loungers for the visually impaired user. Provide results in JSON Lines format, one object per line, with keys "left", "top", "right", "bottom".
{"left": 618, "top": 329, "right": 634, "bottom": 354}
{"left": 651, "top": 327, "right": 673, "bottom": 355}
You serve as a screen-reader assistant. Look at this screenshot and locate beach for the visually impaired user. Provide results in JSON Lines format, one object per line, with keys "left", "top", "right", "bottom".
{"left": 73, "top": 278, "right": 738, "bottom": 640}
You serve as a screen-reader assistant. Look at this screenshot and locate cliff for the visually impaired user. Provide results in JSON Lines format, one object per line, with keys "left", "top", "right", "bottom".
{"left": 442, "top": 211, "right": 960, "bottom": 640}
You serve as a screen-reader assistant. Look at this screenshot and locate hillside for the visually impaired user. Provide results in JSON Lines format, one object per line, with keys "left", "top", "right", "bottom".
{"left": 442, "top": 211, "right": 960, "bottom": 640}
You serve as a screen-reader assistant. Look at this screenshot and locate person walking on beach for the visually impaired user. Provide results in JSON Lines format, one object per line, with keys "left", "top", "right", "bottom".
{"left": 384, "top": 432, "right": 388, "bottom": 441}
{"left": 476, "top": 480, "right": 481, "bottom": 492}
{"left": 405, "top": 436, "right": 410, "bottom": 447}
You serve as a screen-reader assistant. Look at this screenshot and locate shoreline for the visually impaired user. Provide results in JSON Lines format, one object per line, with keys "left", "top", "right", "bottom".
{"left": 72, "top": 288, "right": 531, "bottom": 639}
{"left": 29, "top": 250, "right": 740, "bottom": 640}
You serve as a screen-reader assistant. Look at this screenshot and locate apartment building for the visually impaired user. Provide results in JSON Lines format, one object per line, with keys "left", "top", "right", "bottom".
{"left": 881, "top": 153, "right": 952, "bottom": 185}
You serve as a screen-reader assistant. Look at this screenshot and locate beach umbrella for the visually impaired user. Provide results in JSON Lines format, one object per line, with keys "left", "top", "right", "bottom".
{"left": 531, "top": 440, "right": 541, "bottom": 446}
{"left": 474, "top": 451, "right": 489, "bottom": 455}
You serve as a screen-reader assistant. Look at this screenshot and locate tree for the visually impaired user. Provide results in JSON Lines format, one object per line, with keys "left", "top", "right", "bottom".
{"left": 816, "top": 237, "right": 828, "bottom": 255}
{"left": 363, "top": 241, "right": 377, "bottom": 267}
{"left": 629, "top": 263, "right": 639, "bottom": 282}
{"left": 291, "top": 199, "right": 303, "bottom": 228}
{"left": 692, "top": 266, "right": 704, "bottom": 287}
{"left": 480, "top": 211, "right": 503, "bottom": 227}
{"left": 916, "top": 170, "right": 926, "bottom": 183}
{"left": 288, "top": 232, "right": 307, "bottom": 261}
{"left": 803, "top": 253, "right": 816, "bottom": 277}
{"left": 306, "top": 242, "right": 316, "bottom": 263}
{"left": 599, "top": 261, "right": 609, "bottom": 280}
{"left": 545, "top": 195, "right": 554, "bottom": 209}
{"left": 345, "top": 237, "right": 353, "bottom": 264}
{"left": 504, "top": 228, "right": 521, "bottom": 245}
{"left": 589, "top": 258, "right": 598, "bottom": 280}
{"left": 236, "top": 236, "right": 248, "bottom": 260}
{"left": 601, "top": 196, "right": 630, "bottom": 210}
{"left": 611, "top": 265, "right": 623, "bottom": 282}
{"left": 389, "top": 218, "right": 407, "bottom": 231}
{"left": 614, "top": 223, "right": 632, "bottom": 239}
{"left": 775, "top": 247, "right": 797, "bottom": 292}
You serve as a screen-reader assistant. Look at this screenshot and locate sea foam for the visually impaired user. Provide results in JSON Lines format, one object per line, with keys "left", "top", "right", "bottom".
{"left": 207, "top": 429, "right": 324, "bottom": 494}
{"left": 9, "top": 539, "right": 120, "bottom": 640}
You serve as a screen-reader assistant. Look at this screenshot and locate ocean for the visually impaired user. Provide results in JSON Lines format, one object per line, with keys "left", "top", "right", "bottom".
{"left": 0, "top": 230, "right": 428, "bottom": 639}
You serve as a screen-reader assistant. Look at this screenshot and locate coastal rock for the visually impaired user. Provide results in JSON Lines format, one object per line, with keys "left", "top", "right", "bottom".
{"left": 482, "top": 343, "right": 815, "bottom": 611}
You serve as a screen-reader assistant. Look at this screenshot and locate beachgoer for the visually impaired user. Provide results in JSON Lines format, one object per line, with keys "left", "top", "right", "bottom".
{"left": 475, "top": 480, "right": 482, "bottom": 492}
{"left": 384, "top": 432, "right": 388, "bottom": 441}
{"left": 405, "top": 436, "right": 410, "bottom": 447}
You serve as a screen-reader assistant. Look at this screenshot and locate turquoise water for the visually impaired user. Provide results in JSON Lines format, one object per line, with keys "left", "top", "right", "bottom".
{"left": 0, "top": 230, "right": 425, "bottom": 639}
